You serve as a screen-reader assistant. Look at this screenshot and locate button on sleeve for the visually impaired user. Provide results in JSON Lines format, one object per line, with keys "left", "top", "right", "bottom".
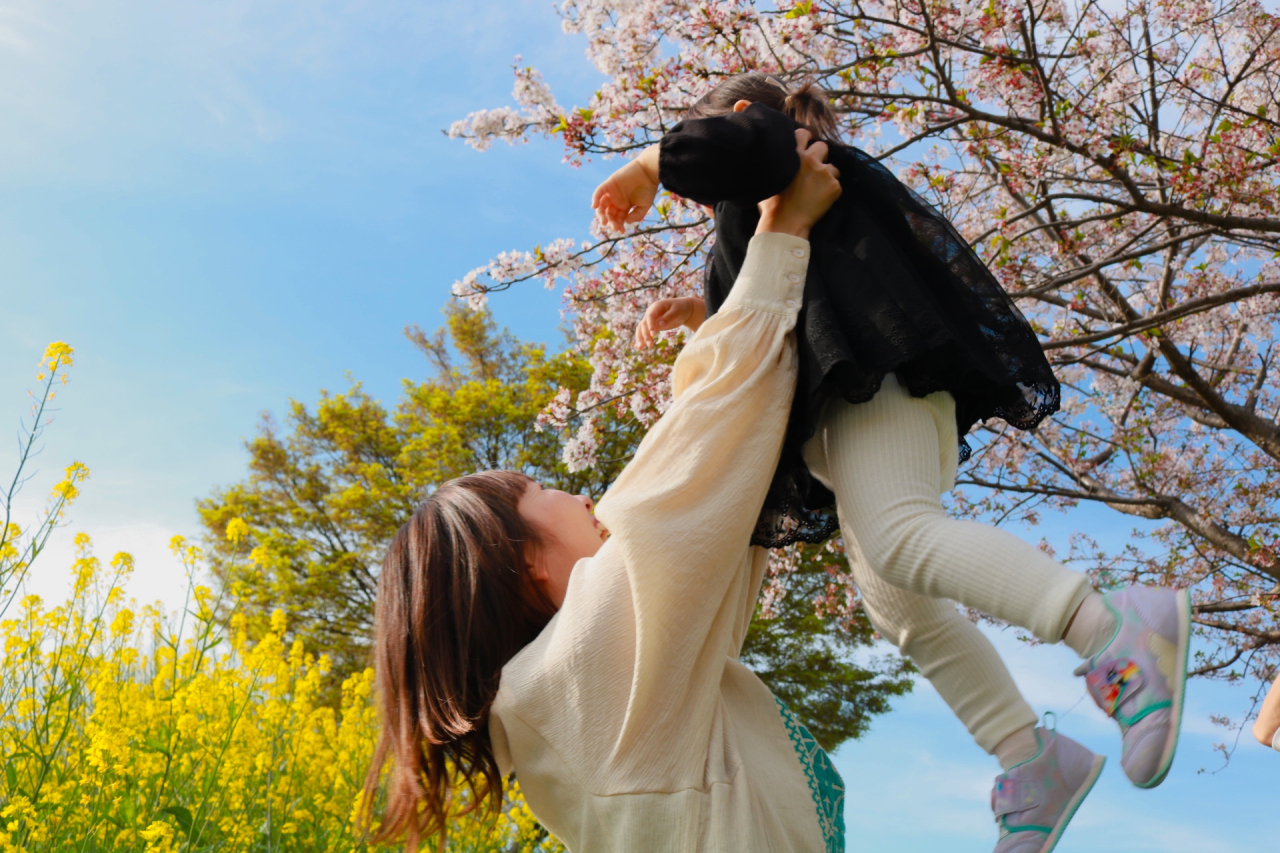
{"left": 719, "top": 232, "right": 809, "bottom": 315}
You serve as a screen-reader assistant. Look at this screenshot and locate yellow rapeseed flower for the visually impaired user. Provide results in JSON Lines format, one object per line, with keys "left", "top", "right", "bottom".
{"left": 225, "top": 517, "right": 250, "bottom": 544}
{"left": 2, "top": 534, "right": 566, "bottom": 853}
{"left": 139, "top": 820, "right": 176, "bottom": 853}
{"left": 0, "top": 523, "right": 19, "bottom": 563}
{"left": 108, "top": 609, "right": 134, "bottom": 637}
{"left": 50, "top": 461, "right": 90, "bottom": 504}
{"left": 41, "top": 341, "right": 74, "bottom": 372}
{"left": 109, "top": 551, "right": 134, "bottom": 577}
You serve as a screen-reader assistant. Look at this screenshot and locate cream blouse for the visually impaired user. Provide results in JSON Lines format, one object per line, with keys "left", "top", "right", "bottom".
{"left": 489, "top": 232, "right": 844, "bottom": 853}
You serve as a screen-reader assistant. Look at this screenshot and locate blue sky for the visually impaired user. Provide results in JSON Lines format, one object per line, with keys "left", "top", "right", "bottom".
{"left": 0, "top": 0, "right": 601, "bottom": 601}
{"left": 1, "top": 2, "right": 1276, "bottom": 850}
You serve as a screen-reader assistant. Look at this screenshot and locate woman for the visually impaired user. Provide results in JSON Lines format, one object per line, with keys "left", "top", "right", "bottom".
{"left": 363, "top": 129, "right": 846, "bottom": 852}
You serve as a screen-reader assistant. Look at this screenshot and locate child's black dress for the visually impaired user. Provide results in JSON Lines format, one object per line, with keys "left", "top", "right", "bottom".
{"left": 657, "top": 103, "right": 1060, "bottom": 548}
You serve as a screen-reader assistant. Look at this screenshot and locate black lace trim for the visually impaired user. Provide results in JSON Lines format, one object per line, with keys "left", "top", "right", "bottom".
{"left": 751, "top": 493, "right": 841, "bottom": 549}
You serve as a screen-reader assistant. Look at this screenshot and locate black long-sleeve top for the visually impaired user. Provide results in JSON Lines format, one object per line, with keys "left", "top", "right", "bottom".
{"left": 658, "top": 103, "right": 1060, "bottom": 548}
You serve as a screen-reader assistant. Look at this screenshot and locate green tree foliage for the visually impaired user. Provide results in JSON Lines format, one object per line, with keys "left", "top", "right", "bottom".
{"left": 743, "top": 546, "right": 914, "bottom": 752}
{"left": 198, "top": 303, "right": 631, "bottom": 679}
{"left": 199, "top": 302, "right": 911, "bottom": 750}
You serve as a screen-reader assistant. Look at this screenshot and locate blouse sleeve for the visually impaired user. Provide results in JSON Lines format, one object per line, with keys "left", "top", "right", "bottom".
{"left": 592, "top": 231, "right": 809, "bottom": 753}
{"left": 658, "top": 103, "right": 801, "bottom": 206}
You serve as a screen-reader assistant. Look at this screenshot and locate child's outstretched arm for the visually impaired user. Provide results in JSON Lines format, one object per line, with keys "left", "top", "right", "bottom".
{"left": 592, "top": 146, "right": 661, "bottom": 234}
{"left": 593, "top": 103, "right": 806, "bottom": 233}
{"left": 658, "top": 103, "right": 802, "bottom": 207}
{"left": 633, "top": 296, "right": 707, "bottom": 348}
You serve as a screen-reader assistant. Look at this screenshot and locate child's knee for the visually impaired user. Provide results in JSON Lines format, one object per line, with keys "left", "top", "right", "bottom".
{"left": 896, "top": 608, "right": 968, "bottom": 656}
{"left": 859, "top": 508, "right": 947, "bottom": 587}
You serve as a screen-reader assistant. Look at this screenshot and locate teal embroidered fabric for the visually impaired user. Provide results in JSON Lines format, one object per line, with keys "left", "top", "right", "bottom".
{"left": 775, "top": 697, "right": 846, "bottom": 853}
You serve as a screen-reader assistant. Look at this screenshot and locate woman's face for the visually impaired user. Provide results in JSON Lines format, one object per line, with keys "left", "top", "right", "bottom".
{"left": 517, "top": 481, "right": 608, "bottom": 608}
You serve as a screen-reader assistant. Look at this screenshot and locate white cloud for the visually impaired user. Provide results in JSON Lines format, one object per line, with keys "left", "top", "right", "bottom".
{"left": 840, "top": 745, "right": 997, "bottom": 841}
{"left": 7, "top": 492, "right": 194, "bottom": 614}
{"left": 1072, "top": 797, "right": 1264, "bottom": 853}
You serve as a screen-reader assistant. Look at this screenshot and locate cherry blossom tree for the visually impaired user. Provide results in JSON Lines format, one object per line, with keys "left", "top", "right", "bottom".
{"left": 447, "top": 0, "right": 1280, "bottom": 722}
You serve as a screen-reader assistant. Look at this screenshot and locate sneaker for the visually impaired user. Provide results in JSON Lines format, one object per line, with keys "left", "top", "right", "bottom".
{"left": 991, "top": 726, "right": 1105, "bottom": 853}
{"left": 1072, "top": 585, "right": 1191, "bottom": 788}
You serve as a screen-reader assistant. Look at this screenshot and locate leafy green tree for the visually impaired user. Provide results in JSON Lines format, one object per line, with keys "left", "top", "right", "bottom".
{"left": 199, "top": 303, "right": 628, "bottom": 678}
{"left": 743, "top": 545, "right": 914, "bottom": 751}
{"left": 199, "top": 302, "right": 911, "bottom": 749}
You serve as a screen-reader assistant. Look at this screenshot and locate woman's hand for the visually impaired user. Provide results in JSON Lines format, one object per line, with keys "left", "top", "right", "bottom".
{"left": 592, "top": 145, "right": 661, "bottom": 234}
{"left": 755, "top": 129, "right": 841, "bottom": 240}
{"left": 633, "top": 297, "right": 707, "bottom": 348}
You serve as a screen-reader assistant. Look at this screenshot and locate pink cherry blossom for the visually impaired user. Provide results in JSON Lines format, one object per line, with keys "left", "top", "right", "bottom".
{"left": 454, "top": 0, "right": 1280, "bottom": 720}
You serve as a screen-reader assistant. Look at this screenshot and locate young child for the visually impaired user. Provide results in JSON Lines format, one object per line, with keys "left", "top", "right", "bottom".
{"left": 593, "top": 72, "right": 1192, "bottom": 853}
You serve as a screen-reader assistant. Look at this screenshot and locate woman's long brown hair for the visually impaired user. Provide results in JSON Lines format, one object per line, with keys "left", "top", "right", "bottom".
{"left": 684, "top": 71, "right": 841, "bottom": 142}
{"left": 361, "top": 470, "right": 556, "bottom": 851}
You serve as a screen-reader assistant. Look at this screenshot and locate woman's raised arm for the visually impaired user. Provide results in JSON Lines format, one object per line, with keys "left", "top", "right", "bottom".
{"left": 583, "top": 136, "right": 838, "bottom": 761}
{"left": 591, "top": 230, "right": 810, "bottom": 746}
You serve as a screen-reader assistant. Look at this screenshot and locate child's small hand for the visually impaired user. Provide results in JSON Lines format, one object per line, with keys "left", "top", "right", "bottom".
{"left": 634, "top": 297, "right": 707, "bottom": 348}
{"left": 592, "top": 146, "right": 661, "bottom": 234}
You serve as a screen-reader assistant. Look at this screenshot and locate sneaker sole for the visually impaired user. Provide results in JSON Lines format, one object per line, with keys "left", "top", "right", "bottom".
{"left": 1040, "top": 753, "right": 1106, "bottom": 853}
{"left": 1134, "top": 587, "right": 1191, "bottom": 790}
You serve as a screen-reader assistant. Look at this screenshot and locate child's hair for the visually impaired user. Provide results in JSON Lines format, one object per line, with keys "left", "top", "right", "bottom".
{"left": 685, "top": 72, "right": 841, "bottom": 142}
{"left": 360, "top": 470, "right": 557, "bottom": 851}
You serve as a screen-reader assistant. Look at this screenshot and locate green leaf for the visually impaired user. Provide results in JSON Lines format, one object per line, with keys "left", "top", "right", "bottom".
{"left": 161, "top": 805, "right": 194, "bottom": 837}
{"left": 4, "top": 761, "right": 16, "bottom": 792}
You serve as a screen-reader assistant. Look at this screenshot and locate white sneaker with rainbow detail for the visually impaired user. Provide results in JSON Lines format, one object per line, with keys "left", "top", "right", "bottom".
{"left": 1072, "top": 585, "right": 1191, "bottom": 788}
{"left": 991, "top": 725, "right": 1105, "bottom": 853}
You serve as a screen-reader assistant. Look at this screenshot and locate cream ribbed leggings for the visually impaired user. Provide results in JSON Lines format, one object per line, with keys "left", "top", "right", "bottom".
{"left": 801, "top": 374, "right": 1092, "bottom": 752}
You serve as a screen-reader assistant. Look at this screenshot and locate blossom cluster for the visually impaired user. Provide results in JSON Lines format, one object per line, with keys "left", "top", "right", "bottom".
{"left": 447, "top": 0, "right": 1280, "bottom": 683}
{"left": 442, "top": 0, "right": 1280, "bottom": 691}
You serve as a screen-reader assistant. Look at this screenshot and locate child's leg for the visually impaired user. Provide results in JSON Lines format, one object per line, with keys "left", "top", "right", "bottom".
{"left": 813, "top": 374, "right": 1190, "bottom": 789}
{"left": 846, "top": 533, "right": 1039, "bottom": 757}
{"left": 805, "top": 387, "right": 1109, "bottom": 851}
{"left": 803, "top": 418, "right": 1038, "bottom": 760}
{"left": 809, "top": 374, "right": 1092, "bottom": 643}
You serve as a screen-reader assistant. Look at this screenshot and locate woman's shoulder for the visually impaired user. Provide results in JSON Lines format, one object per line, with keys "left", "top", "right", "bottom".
{"left": 495, "top": 544, "right": 637, "bottom": 712}
{"left": 492, "top": 546, "right": 638, "bottom": 777}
